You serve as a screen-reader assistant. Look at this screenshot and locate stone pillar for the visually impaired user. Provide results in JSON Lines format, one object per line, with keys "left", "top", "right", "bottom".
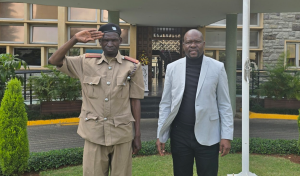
{"left": 225, "top": 14, "right": 237, "bottom": 115}
{"left": 108, "top": 11, "right": 119, "bottom": 25}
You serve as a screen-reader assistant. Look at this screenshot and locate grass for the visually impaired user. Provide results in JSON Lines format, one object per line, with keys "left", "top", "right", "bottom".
{"left": 40, "top": 154, "right": 300, "bottom": 176}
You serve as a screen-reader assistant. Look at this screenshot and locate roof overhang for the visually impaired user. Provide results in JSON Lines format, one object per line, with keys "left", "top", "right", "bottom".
{"left": 1, "top": 0, "right": 300, "bottom": 27}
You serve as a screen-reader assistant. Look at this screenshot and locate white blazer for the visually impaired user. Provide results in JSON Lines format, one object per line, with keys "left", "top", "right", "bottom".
{"left": 157, "top": 55, "right": 234, "bottom": 146}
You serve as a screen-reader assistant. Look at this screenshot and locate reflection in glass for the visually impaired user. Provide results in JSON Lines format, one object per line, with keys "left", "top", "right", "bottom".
{"left": 0, "top": 47, "right": 6, "bottom": 54}
{"left": 14, "top": 48, "right": 41, "bottom": 66}
{"left": 70, "top": 27, "right": 96, "bottom": 44}
{"left": 0, "top": 25, "right": 24, "bottom": 42}
{"left": 32, "top": 26, "right": 58, "bottom": 43}
{"left": 69, "top": 7, "right": 96, "bottom": 21}
{"left": 69, "top": 48, "right": 80, "bottom": 56}
{"left": 287, "top": 44, "right": 296, "bottom": 66}
{"left": 119, "top": 50, "right": 129, "bottom": 56}
{"left": 121, "top": 28, "right": 129, "bottom": 44}
{"left": 85, "top": 49, "right": 103, "bottom": 54}
{"left": 48, "top": 48, "right": 57, "bottom": 59}
{"left": 205, "top": 50, "right": 216, "bottom": 59}
{"left": 0, "top": 3, "right": 24, "bottom": 19}
{"left": 219, "top": 51, "right": 226, "bottom": 64}
{"left": 101, "top": 10, "right": 125, "bottom": 22}
{"left": 32, "top": 4, "right": 58, "bottom": 20}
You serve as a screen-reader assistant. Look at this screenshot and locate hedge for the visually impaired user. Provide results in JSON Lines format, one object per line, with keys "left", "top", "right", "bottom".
{"left": 0, "top": 138, "right": 299, "bottom": 175}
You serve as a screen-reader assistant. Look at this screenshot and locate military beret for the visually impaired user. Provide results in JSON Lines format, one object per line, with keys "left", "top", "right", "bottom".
{"left": 98, "top": 23, "right": 121, "bottom": 36}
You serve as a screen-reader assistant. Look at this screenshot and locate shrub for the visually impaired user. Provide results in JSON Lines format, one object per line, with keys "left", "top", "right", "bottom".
{"left": 0, "top": 78, "right": 29, "bottom": 175}
{"left": 259, "top": 52, "right": 300, "bottom": 100}
{"left": 298, "top": 109, "right": 300, "bottom": 151}
{"left": 0, "top": 54, "right": 27, "bottom": 102}
{"left": 28, "top": 65, "right": 81, "bottom": 102}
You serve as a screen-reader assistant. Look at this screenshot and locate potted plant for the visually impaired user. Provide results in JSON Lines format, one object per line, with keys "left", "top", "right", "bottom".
{"left": 28, "top": 65, "right": 82, "bottom": 114}
{"left": 260, "top": 52, "right": 300, "bottom": 109}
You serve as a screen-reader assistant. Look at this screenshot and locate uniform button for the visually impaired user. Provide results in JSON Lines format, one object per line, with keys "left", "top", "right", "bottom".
{"left": 107, "top": 81, "right": 111, "bottom": 85}
{"left": 105, "top": 98, "right": 109, "bottom": 102}
{"left": 108, "top": 66, "right": 112, "bottom": 70}
{"left": 104, "top": 118, "right": 108, "bottom": 121}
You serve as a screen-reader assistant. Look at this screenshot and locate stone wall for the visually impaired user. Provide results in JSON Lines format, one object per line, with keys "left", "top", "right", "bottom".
{"left": 263, "top": 12, "right": 300, "bottom": 67}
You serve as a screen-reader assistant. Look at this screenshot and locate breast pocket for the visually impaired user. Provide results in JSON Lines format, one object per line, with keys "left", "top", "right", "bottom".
{"left": 117, "top": 77, "right": 129, "bottom": 98}
{"left": 83, "top": 76, "right": 101, "bottom": 98}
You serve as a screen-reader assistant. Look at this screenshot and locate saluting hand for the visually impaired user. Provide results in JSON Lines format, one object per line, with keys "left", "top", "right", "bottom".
{"left": 74, "top": 29, "right": 104, "bottom": 43}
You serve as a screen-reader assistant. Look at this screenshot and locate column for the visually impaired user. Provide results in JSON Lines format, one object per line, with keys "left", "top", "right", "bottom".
{"left": 225, "top": 14, "right": 237, "bottom": 116}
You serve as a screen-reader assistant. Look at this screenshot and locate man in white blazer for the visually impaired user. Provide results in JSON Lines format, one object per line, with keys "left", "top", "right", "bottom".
{"left": 156, "top": 29, "right": 233, "bottom": 176}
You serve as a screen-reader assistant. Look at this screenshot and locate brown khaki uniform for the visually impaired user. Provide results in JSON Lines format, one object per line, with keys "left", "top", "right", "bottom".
{"left": 57, "top": 51, "right": 144, "bottom": 176}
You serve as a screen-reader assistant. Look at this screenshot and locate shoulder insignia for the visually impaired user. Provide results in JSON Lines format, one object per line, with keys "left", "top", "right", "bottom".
{"left": 85, "top": 53, "right": 102, "bottom": 58}
{"left": 123, "top": 56, "right": 139, "bottom": 64}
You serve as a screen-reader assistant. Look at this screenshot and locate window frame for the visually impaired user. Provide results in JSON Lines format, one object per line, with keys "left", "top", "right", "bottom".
{"left": 30, "top": 4, "right": 58, "bottom": 21}
{"left": 0, "top": 2, "right": 24, "bottom": 20}
{"left": 286, "top": 42, "right": 300, "bottom": 68}
{"left": 120, "top": 26, "right": 130, "bottom": 46}
{"left": 68, "top": 26, "right": 98, "bottom": 46}
{"left": 30, "top": 25, "right": 58, "bottom": 44}
{"left": 68, "top": 7, "right": 97, "bottom": 22}
{"left": 13, "top": 47, "right": 42, "bottom": 67}
{"left": 0, "top": 24, "right": 24, "bottom": 44}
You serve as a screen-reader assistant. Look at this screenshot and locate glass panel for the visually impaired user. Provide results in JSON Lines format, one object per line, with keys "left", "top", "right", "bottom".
{"left": 211, "top": 19, "right": 226, "bottom": 25}
{"left": 237, "top": 31, "right": 259, "bottom": 47}
{"left": 250, "top": 51, "right": 259, "bottom": 68}
{"left": 32, "top": 4, "right": 58, "bottom": 20}
{"left": 236, "top": 51, "right": 242, "bottom": 69}
{"left": 69, "top": 27, "right": 96, "bottom": 44}
{"left": 69, "top": 48, "right": 80, "bottom": 56}
{"left": 205, "top": 50, "right": 216, "bottom": 59}
{"left": 287, "top": 44, "right": 296, "bottom": 66}
{"left": 0, "top": 47, "right": 6, "bottom": 54}
{"left": 32, "top": 26, "right": 58, "bottom": 43}
{"left": 14, "top": 48, "right": 41, "bottom": 66}
{"left": 219, "top": 51, "right": 226, "bottom": 64}
{"left": 121, "top": 28, "right": 129, "bottom": 44}
{"left": 205, "top": 29, "right": 226, "bottom": 47}
{"left": 48, "top": 48, "right": 57, "bottom": 59}
{"left": 0, "top": 3, "right": 24, "bottom": 19}
{"left": 119, "top": 49, "right": 129, "bottom": 56}
{"left": 0, "top": 25, "right": 24, "bottom": 42}
{"left": 69, "top": 7, "right": 96, "bottom": 21}
{"left": 101, "top": 10, "right": 125, "bottom": 22}
{"left": 298, "top": 45, "right": 300, "bottom": 67}
{"left": 85, "top": 49, "right": 103, "bottom": 54}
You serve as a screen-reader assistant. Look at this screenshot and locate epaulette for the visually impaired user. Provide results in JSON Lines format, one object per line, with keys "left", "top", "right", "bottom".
{"left": 85, "top": 53, "right": 102, "bottom": 58}
{"left": 123, "top": 56, "right": 139, "bottom": 64}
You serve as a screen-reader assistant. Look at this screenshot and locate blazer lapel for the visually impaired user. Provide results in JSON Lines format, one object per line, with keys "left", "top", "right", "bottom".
{"left": 176, "top": 57, "right": 186, "bottom": 96}
{"left": 196, "top": 56, "right": 210, "bottom": 99}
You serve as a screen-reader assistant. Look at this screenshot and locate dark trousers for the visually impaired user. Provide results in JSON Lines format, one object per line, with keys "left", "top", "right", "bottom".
{"left": 170, "top": 122, "right": 219, "bottom": 176}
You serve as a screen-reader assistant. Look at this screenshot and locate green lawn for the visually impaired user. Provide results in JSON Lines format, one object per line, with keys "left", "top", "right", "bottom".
{"left": 40, "top": 154, "right": 300, "bottom": 176}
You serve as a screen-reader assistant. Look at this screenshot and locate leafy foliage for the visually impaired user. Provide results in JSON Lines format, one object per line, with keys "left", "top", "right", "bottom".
{"left": 298, "top": 109, "right": 300, "bottom": 151}
{"left": 0, "top": 54, "right": 27, "bottom": 102}
{"left": 0, "top": 78, "right": 29, "bottom": 176}
{"left": 28, "top": 65, "right": 81, "bottom": 101}
{"left": 259, "top": 52, "right": 300, "bottom": 100}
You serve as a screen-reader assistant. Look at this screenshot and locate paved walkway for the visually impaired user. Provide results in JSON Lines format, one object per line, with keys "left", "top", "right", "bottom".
{"left": 28, "top": 117, "right": 299, "bottom": 152}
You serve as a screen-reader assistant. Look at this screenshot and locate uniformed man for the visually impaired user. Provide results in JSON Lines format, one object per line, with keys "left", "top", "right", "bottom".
{"left": 49, "top": 23, "right": 145, "bottom": 176}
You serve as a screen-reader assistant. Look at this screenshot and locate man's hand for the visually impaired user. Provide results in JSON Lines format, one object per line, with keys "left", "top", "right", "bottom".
{"left": 156, "top": 139, "right": 166, "bottom": 156}
{"left": 132, "top": 136, "right": 142, "bottom": 155}
{"left": 75, "top": 29, "right": 104, "bottom": 43}
{"left": 219, "top": 139, "right": 231, "bottom": 157}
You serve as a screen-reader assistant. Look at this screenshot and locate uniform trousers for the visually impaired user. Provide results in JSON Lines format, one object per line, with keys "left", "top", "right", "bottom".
{"left": 83, "top": 140, "right": 132, "bottom": 176}
{"left": 170, "top": 122, "right": 219, "bottom": 176}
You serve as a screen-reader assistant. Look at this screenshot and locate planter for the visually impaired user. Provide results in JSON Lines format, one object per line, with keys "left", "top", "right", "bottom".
{"left": 40, "top": 100, "right": 82, "bottom": 114}
{"left": 264, "top": 98, "right": 300, "bottom": 109}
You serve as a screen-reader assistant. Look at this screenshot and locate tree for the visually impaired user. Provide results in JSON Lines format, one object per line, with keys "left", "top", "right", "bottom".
{"left": 0, "top": 78, "right": 29, "bottom": 175}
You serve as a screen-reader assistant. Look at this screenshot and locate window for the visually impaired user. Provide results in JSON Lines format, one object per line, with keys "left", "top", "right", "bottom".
{"left": 209, "top": 13, "right": 259, "bottom": 26}
{"left": 101, "top": 10, "right": 125, "bottom": 23}
{"left": 31, "top": 4, "right": 58, "bottom": 20}
{"left": 205, "top": 50, "right": 216, "bottom": 59}
{"left": 14, "top": 48, "right": 41, "bottom": 66}
{"left": 119, "top": 49, "right": 129, "bottom": 56}
{"left": 0, "top": 3, "right": 24, "bottom": 19}
{"left": 205, "top": 29, "right": 259, "bottom": 48}
{"left": 69, "top": 48, "right": 80, "bottom": 56}
{"left": 120, "top": 27, "right": 130, "bottom": 45}
{"left": 85, "top": 49, "right": 103, "bottom": 54}
{"left": 31, "top": 26, "right": 58, "bottom": 44}
{"left": 68, "top": 7, "right": 97, "bottom": 22}
{"left": 286, "top": 43, "right": 300, "bottom": 68}
{"left": 47, "top": 48, "right": 57, "bottom": 59}
{"left": 0, "top": 25, "right": 24, "bottom": 43}
{"left": 218, "top": 50, "right": 259, "bottom": 69}
{"left": 69, "top": 27, "right": 97, "bottom": 45}
{"left": 0, "top": 47, "right": 6, "bottom": 54}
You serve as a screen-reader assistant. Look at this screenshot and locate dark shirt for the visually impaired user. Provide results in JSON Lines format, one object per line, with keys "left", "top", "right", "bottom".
{"left": 173, "top": 54, "right": 203, "bottom": 126}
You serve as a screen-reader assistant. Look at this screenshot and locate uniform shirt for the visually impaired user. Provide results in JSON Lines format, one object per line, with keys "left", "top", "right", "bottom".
{"left": 57, "top": 51, "right": 144, "bottom": 146}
